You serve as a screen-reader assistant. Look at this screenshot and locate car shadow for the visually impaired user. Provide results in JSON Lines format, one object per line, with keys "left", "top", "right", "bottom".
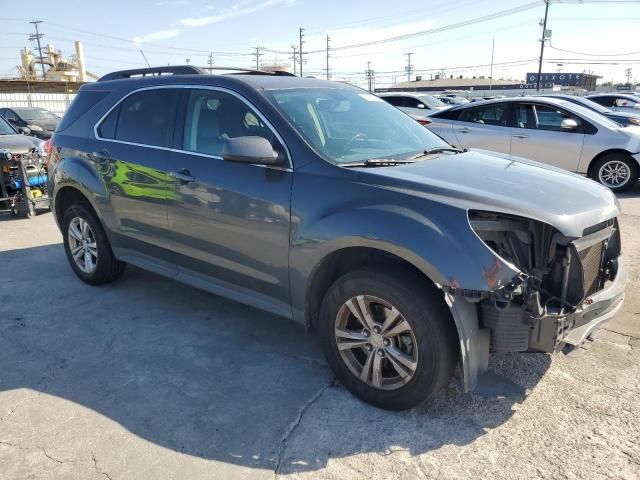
{"left": 0, "top": 243, "right": 551, "bottom": 474}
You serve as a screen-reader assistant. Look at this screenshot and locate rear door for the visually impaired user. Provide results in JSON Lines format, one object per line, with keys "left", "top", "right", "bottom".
{"left": 450, "top": 102, "right": 512, "bottom": 153}
{"left": 510, "top": 102, "right": 585, "bottom": 171}
{"left": 92, "top": 87, "right": 179, "bottom": 262}
{"left": 165, "top": 87, "right": 293, "bottom": 316}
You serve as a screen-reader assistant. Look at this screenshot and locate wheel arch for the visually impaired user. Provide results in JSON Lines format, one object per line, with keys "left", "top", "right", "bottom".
{"left": 54, "top": 186, "right": 98, "bottom": 226}
{"left": 304, "top": 246, "right": 441, "bottom": 332}
{"left": 587, "top": 148, "right": 637, "bottom": 177}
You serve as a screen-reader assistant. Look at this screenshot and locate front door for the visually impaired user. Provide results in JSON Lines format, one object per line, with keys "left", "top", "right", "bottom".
{"left": 166, "top": 87, "right": 293, "bottom": 316}
{"left": 510, "top": 102, "right": 585, "bottom": 172}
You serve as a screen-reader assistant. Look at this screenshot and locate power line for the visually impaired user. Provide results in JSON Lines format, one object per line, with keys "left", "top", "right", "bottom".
{"left": 305, "top": 1, "right": 542, "bottom": 53}
{"left": 549, "top": 44, "right": 640, "bottom": 57}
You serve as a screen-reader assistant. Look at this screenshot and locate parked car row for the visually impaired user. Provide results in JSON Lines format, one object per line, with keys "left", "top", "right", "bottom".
{"left": 380, "top": 91, "right": 640, "bottom": 191}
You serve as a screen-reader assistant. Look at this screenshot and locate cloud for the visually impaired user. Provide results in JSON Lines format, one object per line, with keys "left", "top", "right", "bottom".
{"left": 179, "top": 0, "right": 294, "bottom": 27}
{"left": 132, "top": 28, "right": 181, "bottom": 44}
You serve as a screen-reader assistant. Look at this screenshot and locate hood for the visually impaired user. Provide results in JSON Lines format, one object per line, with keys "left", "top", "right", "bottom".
{"left": 0, "top": 134, "right": 43, "bottom": 154}
{"left": 358, "top": 149, "right": 618, "bottom": 238}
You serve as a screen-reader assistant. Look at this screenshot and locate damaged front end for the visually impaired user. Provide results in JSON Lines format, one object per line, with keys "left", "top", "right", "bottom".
{"left": 468, "top": 210, "right": 625, "bottom": 353}
{"left": 446, "top": 210, "right": 626, "bottom": 393}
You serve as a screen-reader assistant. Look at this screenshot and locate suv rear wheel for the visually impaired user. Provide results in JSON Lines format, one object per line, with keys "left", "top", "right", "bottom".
{"left": 62, "top": 203, "right": 126, "bottom": 285}
{"left": 319, "top": 268, "right": 458, "bottom": 410}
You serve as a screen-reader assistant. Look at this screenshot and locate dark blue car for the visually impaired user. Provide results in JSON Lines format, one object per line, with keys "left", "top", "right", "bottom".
{"left": 545, "top": 94, "right": 640, "bottom": 127}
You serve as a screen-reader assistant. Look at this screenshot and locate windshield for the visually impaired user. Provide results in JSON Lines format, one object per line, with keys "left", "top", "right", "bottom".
{"left": 0, "top": 116, "right": 16, "bottom": 135}
{"left": 264, "top": 87, "right": 450, "bottom": 164}
{"left": 416, "top": 94, "right": 447, "bottom": 108}
{"left": 14, "top": 108, "right": 60, "bottom": 121}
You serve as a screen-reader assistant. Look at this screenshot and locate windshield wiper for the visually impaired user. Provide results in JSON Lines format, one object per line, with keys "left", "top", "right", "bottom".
{"left": 340, "top": 147, "right": 465, "bottom": 168}
{"left": 407, "top": 147, "right": 464, "bottom": 160}
{"left": 340, "top": 158, "right": 419, "bottom": 168}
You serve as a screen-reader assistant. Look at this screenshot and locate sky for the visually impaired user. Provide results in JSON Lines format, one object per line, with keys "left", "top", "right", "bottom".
{"left": 1, "top": 0, "right": 639, "bottom": 88}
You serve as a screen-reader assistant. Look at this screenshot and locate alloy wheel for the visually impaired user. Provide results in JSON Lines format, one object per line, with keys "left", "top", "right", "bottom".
{"left": 67, "top": 217, "right": 98, "bottom": 274}
{"left": 598, "top": 160, "right": 630, "bottom": 188}
{"left": 334, "top": 295, "right": 418, "bottom": 391}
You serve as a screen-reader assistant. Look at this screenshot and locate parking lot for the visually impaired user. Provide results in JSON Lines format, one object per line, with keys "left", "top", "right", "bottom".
{"left": 0, "top": 183, "right": 637, "bottom": 480}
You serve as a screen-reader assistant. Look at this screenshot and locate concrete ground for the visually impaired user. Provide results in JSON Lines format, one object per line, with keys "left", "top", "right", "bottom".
{"left": 0, "top": 184, "right": 639, "bottom": 480}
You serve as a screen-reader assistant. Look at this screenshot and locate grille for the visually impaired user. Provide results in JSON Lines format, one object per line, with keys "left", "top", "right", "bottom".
{"left": 576, "top": 241, "right": 605, "bottom": 298}
{"left": 565, "top": 225, "right": 612, "bottom": 305}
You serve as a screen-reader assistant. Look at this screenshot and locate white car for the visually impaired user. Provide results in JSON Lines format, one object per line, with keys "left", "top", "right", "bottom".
{"left": 427, "top": 96, "right": 640, "bottom": 191}
{"left": 378, "top": 92, "right": 449, "bottom": 117}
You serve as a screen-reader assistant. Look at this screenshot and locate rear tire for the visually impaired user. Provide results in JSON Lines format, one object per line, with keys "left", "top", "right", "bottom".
{"left": 590, "top": 153, "right": 638, "bottom": 192}
{"left": 62, "top": 203, "right": 126, "bottom": 285}
{"left": 319, "top": 268, "right": 458, "bottom": 411}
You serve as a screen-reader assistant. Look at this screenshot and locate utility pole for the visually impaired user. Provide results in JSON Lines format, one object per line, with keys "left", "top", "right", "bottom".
{"left": 299, "top": 28, "right": 304, "bottom": 77}
{"left": 326, "top": 35, "right": 331, "bottom": 80}
{"left": 366, "top": 62, "right": 375, "bottom": 92}
{"left": 207, "top": 52, "right": 214, "bottom": 72}
{"left": 625, "top": 67, "right": 633, "bottom": 85}
{"left": 290, "top": 45, "right": 298, "bottom": 75}
{"left": 253, "top": 47, "right": 263, "bottom": 70}
{"left": 489, "top": 38, "right": 495, "bottom": 91}
{"left": 29, "top": 20, "right": 46, "bottom": 79}
{"left": 404, "top": 52, "right": 413, "bottom": 82}
{"left": 536, "top": 0, "right": 550, "bottom": 92}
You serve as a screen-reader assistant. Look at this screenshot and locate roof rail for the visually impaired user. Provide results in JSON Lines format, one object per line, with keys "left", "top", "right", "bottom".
{"left": 98, "top": 65, "right": 206, "bottom": 82}
{"left": 98, "top": 65, "right": 300, "bottom": 82}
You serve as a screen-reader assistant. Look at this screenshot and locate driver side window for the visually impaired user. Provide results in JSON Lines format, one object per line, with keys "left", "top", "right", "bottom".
{"left": 182, "top": 89, "right": 277, "bottom": 157}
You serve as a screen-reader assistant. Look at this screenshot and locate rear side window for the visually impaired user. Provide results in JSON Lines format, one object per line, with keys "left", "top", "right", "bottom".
{"left": 459, "top": 103, "right": 509, "bottom": 126}
{"left": 58, "top": 90, "right": 110, "bottom": 131}
{"left": 382, "top": 96, "right": 403, "bottom": 107}
{"left": 98, "top": 89, "right": 180, "bottom": 147}
{"left": 431, "top": 108, "right": 461, "bottom": 120}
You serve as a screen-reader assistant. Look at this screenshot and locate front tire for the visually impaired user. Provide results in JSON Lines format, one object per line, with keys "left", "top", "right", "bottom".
{"left": 319, "top": 268, "right": 458, "bottom": 410}
{"left": 62, "top": 203, "right": 126, "bottom": 285}
{"left": 591, "top": 153, "right": 638, "bottom": 192}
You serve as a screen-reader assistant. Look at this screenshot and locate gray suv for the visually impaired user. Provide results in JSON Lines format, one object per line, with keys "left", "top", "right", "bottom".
{"left": 48, "top": 66, "right": 626, "bottom": 410}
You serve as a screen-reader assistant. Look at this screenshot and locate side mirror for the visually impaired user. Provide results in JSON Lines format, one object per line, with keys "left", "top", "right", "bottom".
{"left": 222, "top": 136, "right": 283, "bottom": 166}
{"left": 417, "top": 104, "right": 426, "bottom": 109}
{"left": 18, "top": 126, "right": 31, "bottom": 135}
{"left": 560, "top": 118, "right": 578, "bottom": 131}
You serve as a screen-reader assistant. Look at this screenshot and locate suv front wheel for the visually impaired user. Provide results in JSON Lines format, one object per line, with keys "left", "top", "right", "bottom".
{"left": 319, "top": 268, "right": 458, "bottom": 410}
{"left": 62, "top": 203, "right": 126, "bottom": 285}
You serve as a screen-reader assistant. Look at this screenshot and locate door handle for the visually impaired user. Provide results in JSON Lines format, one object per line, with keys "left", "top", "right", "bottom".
{"left": 513, "top": 134, "right": 529, "bottom": 139}
{"left": 458, "top": 127, "right": 471, "bottom": 133}
{"left": 169, "top": 169, "right": 195, "bottom": 184}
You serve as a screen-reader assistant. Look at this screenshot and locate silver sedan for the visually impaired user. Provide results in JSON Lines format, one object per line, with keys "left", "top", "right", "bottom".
{"left": 428, "top": 96, "right": 640, "bottom": 191}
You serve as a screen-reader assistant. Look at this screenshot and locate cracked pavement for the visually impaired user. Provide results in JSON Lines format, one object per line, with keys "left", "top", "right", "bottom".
{"left": 1, "top": 184, "right": 639, "bottom": 480}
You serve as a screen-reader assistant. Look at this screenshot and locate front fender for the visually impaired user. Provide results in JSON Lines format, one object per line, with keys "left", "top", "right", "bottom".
{"left": 290, "top": 203, "right": 518, "bottom": 314}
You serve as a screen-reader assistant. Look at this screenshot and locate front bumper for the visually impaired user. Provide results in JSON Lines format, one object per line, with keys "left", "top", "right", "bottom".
{"left": 560, "top": 255, "right": 627, "bottom": 346}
